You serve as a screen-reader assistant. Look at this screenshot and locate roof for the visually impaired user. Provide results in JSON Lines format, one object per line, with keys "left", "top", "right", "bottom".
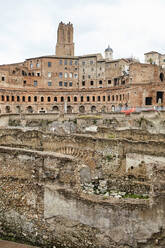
{"left": 144, "top": 51, "right": 161, "bottom": 55}
{"left": 105, "top": 45, "right": 113, "bottom": 52}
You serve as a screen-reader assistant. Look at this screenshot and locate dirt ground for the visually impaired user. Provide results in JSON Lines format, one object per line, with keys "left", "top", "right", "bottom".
{"left": 0, "top": 240, "right": 39, "bottom": 248}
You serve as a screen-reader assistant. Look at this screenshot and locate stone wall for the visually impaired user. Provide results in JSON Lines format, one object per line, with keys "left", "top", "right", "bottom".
{"left": 0, "top": 128, "right": 165, "bottom": 247}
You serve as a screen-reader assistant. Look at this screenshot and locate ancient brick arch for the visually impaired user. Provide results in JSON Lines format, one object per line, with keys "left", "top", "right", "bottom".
{"left": 55, "top": 146, "right": 96, "bottom": 169}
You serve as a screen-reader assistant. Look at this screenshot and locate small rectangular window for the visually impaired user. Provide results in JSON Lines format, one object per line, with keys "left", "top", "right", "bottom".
{"left": 75, "top": 60, "right": 78, "bottom": 65}
{"left": 64, "top": 60, "right": 67, "bottom": 65}
{"left": 64, "top": 82, "right": 67, "bottom": 87}
{"left": 69, "top": 82, "right": 72, "bottom": 87}
{"left": 103, "top": 96, "right": 105, "bottom": 101}
{"left": 82, "top": 61, "right": 85, "bottom": 66}
{"left": 59, "top": 72, "right": 62, "bottom": 78}
{"left": 48, "top": 62, "right": 52, "bottom": 67}
{"left": 6, "top": 96, "right": 9, "bottom": 101}
{"left": 74, "top": 74, "right": 78, "bottom": 79}
{"left": 48, "top": 72, "right": 51, "bottom": 78}
{"left": 70, "top": 60, "right": 72, "bottom": 65}
{"left": 12, "top": 96, "right": 14, "bottom": 101}
{"left": 30, "top": 63, "right": 33, "bottom": 69}
{"left": 2, "top": 77, "right": 5, "bottom": 81}
{"left": 48, "top": 81, "right": 52, "bottom": 86}
{"left": 82, "top": 81, "right": 85, "bottom": 86}
{"left": 34, "top": 81, "right": 38, "bottom": 87}
{"left": 59, "top": 81, "right": 63, "bottom": 87}
{"left": 90, "top": 60, "right": 93, "bottom": 65}
{"left": 108, "top": 80, "right": 111, "bottom": 84}
{"left": 36, "top": 62, "right": 40, "bottom": 68}
{"left": 98, "top": 96, "right": 100, "bottom": 101}
{"left": 59, "top": 59, "right": 62, "bottom": 65}
{"left": 23, "top": 80, "right": 26, "bottom": 85}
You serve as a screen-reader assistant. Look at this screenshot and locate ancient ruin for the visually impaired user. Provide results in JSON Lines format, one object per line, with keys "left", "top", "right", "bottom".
{"left": 0, "top": 22, "right": 165, "bottom": 248}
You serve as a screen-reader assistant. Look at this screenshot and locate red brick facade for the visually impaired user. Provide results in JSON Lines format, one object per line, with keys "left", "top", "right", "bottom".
{"left": 0, "top": 22, "right": 165, "bottom": 114}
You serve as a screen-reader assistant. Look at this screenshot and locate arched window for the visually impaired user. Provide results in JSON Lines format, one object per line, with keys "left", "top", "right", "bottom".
{"left": 87, "top": 96, "right": 90, "bottom": 102}
{"left": 17, "top": 96, "right": 20, "bottom": 102}
{"left": 28, "top": 96, "right": 31, "bottom": 102}
{"left": 41, "top": 96, "right": 44, "bottom": 102}
{"left": 61, "top": 96, "right": 64, "bottom": 102}
{"left": 54, "top": 97, "right": 57, "bottom": 102}
{"left": 67, "top": 96, "right": 70, "bottom": 102}
{"left": 47, "top": 96, "right": 51, "bottom": 102}
{"left": 22, "top": 96, "right": 25, "bottom": 102}
{"left": 34, "top": 96, "right": 37, "bottom": 102}
{"left": 74, "top": 96, "right": 77, "bottom": 102}
{"left": 160, "top": 73, "right": 164, "bottom": 82}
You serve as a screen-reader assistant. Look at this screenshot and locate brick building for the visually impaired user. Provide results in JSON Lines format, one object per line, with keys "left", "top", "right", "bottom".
{"left": 0, "top": 22, "right": 165, "bottom": 114}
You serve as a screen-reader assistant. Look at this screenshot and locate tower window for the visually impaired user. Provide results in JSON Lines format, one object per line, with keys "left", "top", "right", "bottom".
{"left": 64, "top": 60, "right": 67, "bottom": 65}
{"left": 59, "top": 60, "right": 62, "bottom": 65}
{"left": 47, "top": 97, "right": 51, "bottom": 102}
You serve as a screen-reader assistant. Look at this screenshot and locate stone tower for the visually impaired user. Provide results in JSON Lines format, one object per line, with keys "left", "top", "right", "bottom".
{"left": 105, "top": 45, "right": 113, "bottom": 60}
{"left": 55, "top": 22, "right": 74, "bottom": 57}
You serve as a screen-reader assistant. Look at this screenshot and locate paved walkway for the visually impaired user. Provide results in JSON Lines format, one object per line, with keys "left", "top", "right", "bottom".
{"left": 0, "top": 240, "right": 38, "bottom": 248}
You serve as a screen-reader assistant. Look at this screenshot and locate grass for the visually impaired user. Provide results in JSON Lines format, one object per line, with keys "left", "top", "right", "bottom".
{"left": 78, "top": 115, "right": 102, "bottom": 120}
{"left": 108, "top": 133, "right": 115, "bottom": 139}
{"left": 122, "top": 194, "right": 149, "bottom": 199}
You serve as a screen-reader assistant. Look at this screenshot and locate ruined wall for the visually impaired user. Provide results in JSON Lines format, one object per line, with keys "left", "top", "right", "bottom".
{"left": 1, "top": 128, "right": 165, "bottom": 247}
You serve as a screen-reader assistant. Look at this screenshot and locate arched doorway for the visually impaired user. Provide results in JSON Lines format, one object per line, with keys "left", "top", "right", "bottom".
{"left": 91, "top": 106, "right": 97, "bottom": 113}
{"left": 5, "top": 106, "right": 11, "bottom": 113}
{"left": 16, "top": 106, "right": 21, "bottom": 113}
{"left": 52, "top": 106, "right": 59, "bottom": 112}
{"left": 79, "top": 105, "right": 85, "bottom": 113}
{"left": 111, "top": 105, "right": 115, "bottom": 112}
{"left": 67, "top": 105, "right": 73, "bottom": 114}
{"left": 101, "top": 106, "right": 106, "bottom": 113}
{"left": 27, "top": 106, "right": 33, "bottom": 113}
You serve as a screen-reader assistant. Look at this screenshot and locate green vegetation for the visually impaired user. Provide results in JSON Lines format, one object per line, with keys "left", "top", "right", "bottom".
{"left": 106, "top": 154, "right": 113, "bottom": 161}
{"left": 78, "top": 115, "right": 102, "bottom": 120}
{"left": 108, "top": 133, "right": 115, "bottom": 139}
{"left": 122, "top": 194, "right": 149, "bottom": 199}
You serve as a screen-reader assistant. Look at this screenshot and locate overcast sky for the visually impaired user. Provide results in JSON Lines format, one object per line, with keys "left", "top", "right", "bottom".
{"left": 0, "top": 0, "right": 165, "bottom": 64}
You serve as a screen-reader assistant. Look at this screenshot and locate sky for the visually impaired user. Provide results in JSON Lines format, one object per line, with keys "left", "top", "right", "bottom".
{"left": 0, "top": 0, "right": 165, "bottom": 64}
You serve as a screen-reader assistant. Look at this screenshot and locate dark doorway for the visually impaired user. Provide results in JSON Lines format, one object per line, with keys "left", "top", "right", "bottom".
{"left": 145, "top": 97, "right": 152, "bottom": 105}
{"left": 160, "top": 73, "right": 164, "bottom": 82}
{"left": 156, "top": 91, "right": 164, "bottom": 104}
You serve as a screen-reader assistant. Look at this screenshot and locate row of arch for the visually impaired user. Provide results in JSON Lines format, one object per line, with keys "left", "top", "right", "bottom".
{"left": 4, "top": 103, "right": 127, "bottom": 114}
{"left": 0, "top": 93, "right": 127, "bottom": 103}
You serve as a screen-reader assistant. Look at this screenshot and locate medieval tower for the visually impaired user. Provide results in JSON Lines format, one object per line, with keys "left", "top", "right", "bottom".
{"left": 55, "top": 22, "right": 74, "bottom": 56}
